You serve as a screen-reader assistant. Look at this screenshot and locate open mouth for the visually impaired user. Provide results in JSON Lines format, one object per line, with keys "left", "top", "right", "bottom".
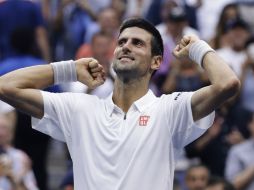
{"left": 118, "top": 55, "right": 135, "bottom": 61}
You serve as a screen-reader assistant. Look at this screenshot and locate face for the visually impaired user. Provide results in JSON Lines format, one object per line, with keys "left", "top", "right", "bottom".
{"left": 112, "top": 27, "right": 157, "bottom": 79}
{"left": 99, "top": 9, "right": 119, "bottom": 35}
{"left": 185, "top": 167, "right": 209, "bottom": 190}
{"left": 229, "top": 27, "right": 250, "bottom": 51}
{"left": 223, "top": 6, "right": 238, "bottom": 22}
{"left": 92, "top": 35, "right": 111, "bottom": 62}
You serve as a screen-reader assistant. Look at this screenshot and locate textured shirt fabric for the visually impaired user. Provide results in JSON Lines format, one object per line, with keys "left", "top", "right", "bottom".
{"left": 32, "top": 90, "right": 214, "bottom": 190}
{"left": 225, "top": 139, "right": 254, "bottom": 190}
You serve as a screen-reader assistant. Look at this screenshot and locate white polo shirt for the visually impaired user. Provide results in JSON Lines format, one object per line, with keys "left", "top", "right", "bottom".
{"left": 32, "top": 90, "right": 214, "bottom": 190}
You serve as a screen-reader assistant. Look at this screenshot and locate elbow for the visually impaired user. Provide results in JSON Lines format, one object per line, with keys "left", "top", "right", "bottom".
{"left": 0, "top": 79, "right": 17, "bottom": 98}
{"left": 216, "top": 77, "right": 241, "bottom": 98}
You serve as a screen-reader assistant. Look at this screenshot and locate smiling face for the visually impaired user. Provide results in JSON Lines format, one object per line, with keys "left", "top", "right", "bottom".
{"left": 112, "top": 27, "right": 158, "bottom": 80}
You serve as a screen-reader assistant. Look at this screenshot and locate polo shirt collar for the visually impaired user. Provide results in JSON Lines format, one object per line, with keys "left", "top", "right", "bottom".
{"left": 105, "top": 89, "right": 157, "bottom": 116}
{"left": 133, "top": 90, "right": 156, "bottom": 112}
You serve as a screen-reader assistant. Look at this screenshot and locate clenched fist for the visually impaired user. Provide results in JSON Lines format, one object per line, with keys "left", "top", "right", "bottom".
{"left": 75, "top": 58, "right": 106, "bottom": 89}
{"left": 173, "top": 35, "right": 199, "bottom": 59}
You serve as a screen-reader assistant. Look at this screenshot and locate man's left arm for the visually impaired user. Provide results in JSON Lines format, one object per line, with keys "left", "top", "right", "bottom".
{"left": 174, "top": 36, "right": 240, "bottom": 121}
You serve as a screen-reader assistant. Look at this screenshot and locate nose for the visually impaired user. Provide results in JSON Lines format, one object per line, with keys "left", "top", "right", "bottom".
{"left": 121, "top": 40, "right": 132, "bottom": 53}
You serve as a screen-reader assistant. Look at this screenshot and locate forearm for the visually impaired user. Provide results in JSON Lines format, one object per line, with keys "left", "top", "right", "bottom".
{"left": 0, "top": 64, "right": 54, "bottom": 91}
{"left": 0, "top": 64, "right": 54, "bottom": 118}
{"left": 233, "top": 166, "right": 254, "bottom": 190}
{"left": 203, "top": 52, "right": 240, "bottom": 92}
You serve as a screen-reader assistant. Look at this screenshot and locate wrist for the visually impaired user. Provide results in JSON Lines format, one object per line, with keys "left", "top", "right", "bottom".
{"left": 189, "top": 40, "right": 215, "bottom": 68}
{"left": 51, "top": 60, "right": 77, "bottom": 84}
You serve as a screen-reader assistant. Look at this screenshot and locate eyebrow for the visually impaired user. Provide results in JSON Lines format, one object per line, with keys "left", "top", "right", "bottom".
{"left": 118, "top": 37, "right": 146, "bottom": 44}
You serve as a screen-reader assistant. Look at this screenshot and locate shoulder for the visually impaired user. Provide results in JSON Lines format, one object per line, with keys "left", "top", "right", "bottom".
{"left": 160, "top": 92, "right": 194, "bottom": 102}
{"left": 230, "top": 140, "right": 253, "bottom": 154}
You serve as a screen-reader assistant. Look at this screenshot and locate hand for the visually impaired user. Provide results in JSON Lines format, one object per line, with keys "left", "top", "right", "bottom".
{"left": 75, "top": 58, "right": 106, "bottom": 89}
{"left": 173, "top": 35, "right": 199, "bottom": 59}
{"left": 0, "top": 154, "right": 12, "bottom": 177}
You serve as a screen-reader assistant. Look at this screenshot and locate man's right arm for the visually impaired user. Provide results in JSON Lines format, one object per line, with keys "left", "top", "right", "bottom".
{"left": 0, "top": 65, "right": 53, "bottom": 119}
{"left": 0, "top": 58, "right": 105, "bottom": 119}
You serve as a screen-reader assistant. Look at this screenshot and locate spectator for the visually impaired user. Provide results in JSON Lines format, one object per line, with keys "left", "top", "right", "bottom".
{"left": 0, "top": 0, "right": 51, "bottom": 62}
{"left": 185, "top": 164, "right": 210, "bottom": 190}
{"left": 0, "top": 26, "right": 59, "bottom": 190}
{"left": 162, "top": 58, "right": 207, "bottom": 94}
{"left": 210, "top": 3, "right": 240, "bottom": 49}
{"left": 217, "top": 19, "right": 251, "bottom": 78}
{"left": 155, "top": 7, "right": 199, "bottom": 93}
{"left": 225, "top": 113, "right": 254, "bottom": 190}
{"left": 195, "top": 0, "right": 234, "bottom": 41}
{"left": 85, "top": 7, "right": 120, "bottom": 43}
{"left": 186, "top": 113, "right": 244, "bottom": 176}
{"left": 239, "top": 37, "right": 254, "bottom": 115}
{"left": 205, "top": 176, "right": 235, "bottom": 190}
{"left": 0, "top": 101, "right": 38, "bottom": 190}
{"left": 52, "top": 0, "right": 94, "bottom": 60}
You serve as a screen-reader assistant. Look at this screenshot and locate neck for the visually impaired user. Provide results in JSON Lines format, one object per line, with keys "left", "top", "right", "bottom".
{"left": 112, "top": 76, "right": 150, "bottom": 113}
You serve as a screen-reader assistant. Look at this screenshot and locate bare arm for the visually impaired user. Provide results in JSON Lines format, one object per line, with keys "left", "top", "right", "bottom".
{"left": 233, "top": 166, "right": 254, "bottom": 190}
{"left": 173, "top": 36, "right": 240, "bottom": 121}
{"left": 0, "top": 58, "right": 105, "bottom": 119}
{"left": 0, "top": 65, "right": 53, "bottom": 118}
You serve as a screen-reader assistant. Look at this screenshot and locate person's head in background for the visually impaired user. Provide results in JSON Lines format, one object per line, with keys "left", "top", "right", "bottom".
{"left": 212, "top": 3, "right": 240, "bottom": 49}
{"left": 225, "top": 19, "right": 250, "bottom": 52}
{"left": 91, "top": 32, "right": 113, "bottom": 73}
{"left": 185, "top": 164, "right": 210, "bottom": 190}
{"left": 217, "top": 3, "right": 240, "bottom": 33}
{"left": 10, "top": 27, "right": 40, "bottom": 58}
{"left": 0, "top": 101, "right": 16, "bottom": 148}
{"left": 205, "top": 176, "right": 235, "bottom": 190}
{"left": 165, "top": 7, "right": 188, "bottom": 40}
{"left": 97, "top": 7, "right": 121, "bottom": 37}
{"left": 160, "top": 0, "right": 178, "bottom": 22}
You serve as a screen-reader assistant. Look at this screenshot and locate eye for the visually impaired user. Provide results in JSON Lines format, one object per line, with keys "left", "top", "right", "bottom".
{"left": 133, "top": 39, "right": 143, "bottom": 47}
{"left": 118, "top": 39, "right": 126, "bottom": 47}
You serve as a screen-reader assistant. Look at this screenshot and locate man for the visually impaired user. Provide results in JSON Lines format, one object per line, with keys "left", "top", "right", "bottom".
{"left": 205, "top": 176, "right": 235, "bottom": 190}
{"left": 225, "top": 113, "right": 254, "bottom": 190}
{"left": 185, "top": 164, "right": 210, "bottom": 190}
{"left": 0, "top": 26, "right": 59, "bottom": 190}
{"left": 0, "top": 0, "right": 51, "bottom": 62}
{"left": 0, "top": 101, "right": 38, "bottom": 190}
{"left": 0, "top": 18, "right": 239, "bottom": 190}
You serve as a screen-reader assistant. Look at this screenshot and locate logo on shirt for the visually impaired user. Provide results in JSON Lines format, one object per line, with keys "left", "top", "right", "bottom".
{"left": 174, "top": 92, "right": 182, "bottom": 100}
{"left": 139, "top": 115, "right": 150, "bottom": 126}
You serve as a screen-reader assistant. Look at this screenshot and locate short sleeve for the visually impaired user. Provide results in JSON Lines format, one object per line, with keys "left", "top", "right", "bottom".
{"left": 32, "top": 91, "right": 77, "bottom": 142}
{"left": 164, "top": 92, "right": 215, "bottom": 149}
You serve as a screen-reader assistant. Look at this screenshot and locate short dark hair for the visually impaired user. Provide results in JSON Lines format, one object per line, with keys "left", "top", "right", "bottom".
{"left": 119, "top": 18, "right": 164, "bottom": 58}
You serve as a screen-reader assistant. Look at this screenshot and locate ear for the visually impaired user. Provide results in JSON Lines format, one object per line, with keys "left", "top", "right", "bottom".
{"left": 151, "top": 56, "right": 162, "bottom": 71}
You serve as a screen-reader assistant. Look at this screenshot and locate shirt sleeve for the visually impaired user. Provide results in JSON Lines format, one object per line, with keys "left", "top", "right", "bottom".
{"left": 164, "top": 92, "right": 215, "bottom": 149}
{"left": 32, "top": 91, "right": 77, "bottom": 142}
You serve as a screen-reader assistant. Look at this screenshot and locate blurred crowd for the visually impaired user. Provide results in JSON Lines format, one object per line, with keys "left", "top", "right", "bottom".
{"left": 0, "top": 0, "right": 254, "bottom": 190}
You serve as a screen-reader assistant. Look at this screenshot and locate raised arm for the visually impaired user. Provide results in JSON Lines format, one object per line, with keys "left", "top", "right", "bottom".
{"left": 0, "top": 58, "right": 105, "bottom": 119}
{"left": 173, "top": 35, "right": 240, "bottom": 121}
